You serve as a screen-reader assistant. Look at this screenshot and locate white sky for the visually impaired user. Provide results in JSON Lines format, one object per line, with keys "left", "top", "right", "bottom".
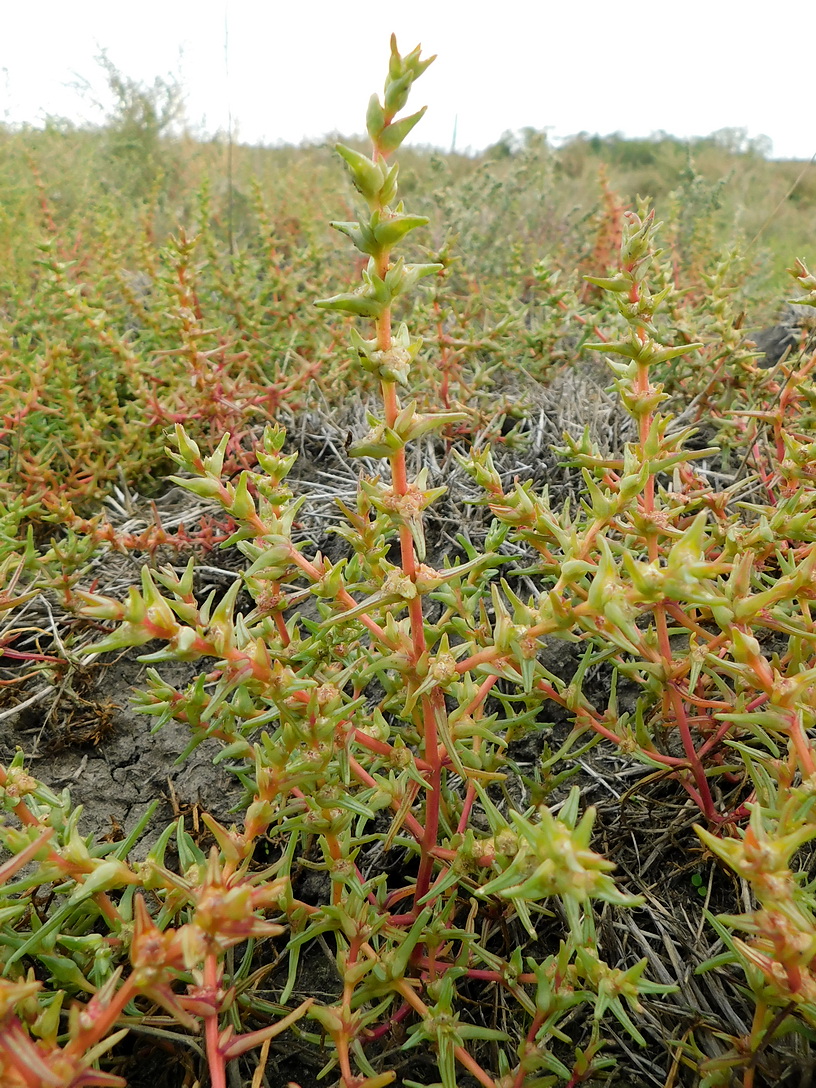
{"left": 3, "top": 1, "right": 815, "bottom": 160}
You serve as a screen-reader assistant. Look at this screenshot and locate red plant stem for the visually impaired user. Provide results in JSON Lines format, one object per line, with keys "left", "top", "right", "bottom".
{"left": 627, "top": 260, "right": 655, "bottom": 522}
{"left": 435, "top": 304, "right": 451, "bottom": 409}
{"left": 353, "top": 862, "right": 379, "bottom": 906}
{"left": 325, "top": 832, "right": 344, "bottom": 907}
{"left": 353, "top": 728, "right": 432, "bottom": 772}
{"left": 512, "top": 1012, "right": 546, "bottom": 1088}
{"left": 394, "top": 981, "right": 497, "bottom": 1088}
{"left": 388, "top": 911, "right": 419, "bottom": 927}
{"left": 787, "top": 710, "right": 816, "bottom": 777}
{"left": 455, "top": 647, "right": 502, "bottom": 674}
{"left": 335, "top": 937, "right": 362, "bottom": 1085}
{"left": 414, "top": 957, "right": 537, "bottom": 986}
{"left": 465, "top": 673, "right": 499, "bottom": 716}
{"left": 675, "top": 689, "right": 732, "bottom": 712}
{"left": 663, "top": 602, "right": 719, "bottom": 643}
{"left": 457, "top": 784, "right": 478, "bottom": 836}
{"left": 696, "top": 716, "right": 743, "bottom": 760}
{"left": 384, "top": 885, "right": 415, "bottom": 911}
{"left": 676, "top": 779, "right": 710, "bottom": 817}
{"left": 557, "top": 298, "right": 608, "bottom": 344}
{"left": 203, "top": 951, "right": 226, "bottom": 1088}
{"left": 272, "top": 600, "right": 290, "bottom": 645}
{"left": 370, "top": 212, "right": 446, "bottom": 908}
{"left": 347, "top": 756, "right": 425, "bottom": 841}
{"left": 666, "top": 683, "right": 717, "bottom": 822}
{"left": 415, "top": 692, "right": 444, "bottom": 907}
{"left": 362, "top": 999, "right": 411, "bottom": 1041}
{"left": 0, "top": 828, "right": 54, "bottom": 886}
{"left": 94, "top": 891, "right": 125, "bottom": 927}
{"left": 64, "top": 975, "right": 139, "bottom": 1060}
{"left": 624, "top": 243, "right": 720, "bottom": 822}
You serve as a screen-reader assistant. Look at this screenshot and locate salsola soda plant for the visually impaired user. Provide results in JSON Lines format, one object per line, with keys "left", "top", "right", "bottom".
{"left": 0, "top": 37, "right": 675, "bottom": 1088}
{"left": 6, "top": 31, "right": 816, "bottom": 1088}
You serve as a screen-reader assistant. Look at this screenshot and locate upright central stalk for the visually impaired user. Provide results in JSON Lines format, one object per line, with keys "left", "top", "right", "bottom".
{"left": 626, "top": 234, "right": 716, "bottom": 820}
{"left": 372, "top": 207, "right": 440, "bottom": 908}
{"left": 316, "top": 33, "right": 447, "bottom": 920}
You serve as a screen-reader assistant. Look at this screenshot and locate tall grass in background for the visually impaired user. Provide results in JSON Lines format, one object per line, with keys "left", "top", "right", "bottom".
{"left": 2, "top": 82, "right": 814, "bottom": 527}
